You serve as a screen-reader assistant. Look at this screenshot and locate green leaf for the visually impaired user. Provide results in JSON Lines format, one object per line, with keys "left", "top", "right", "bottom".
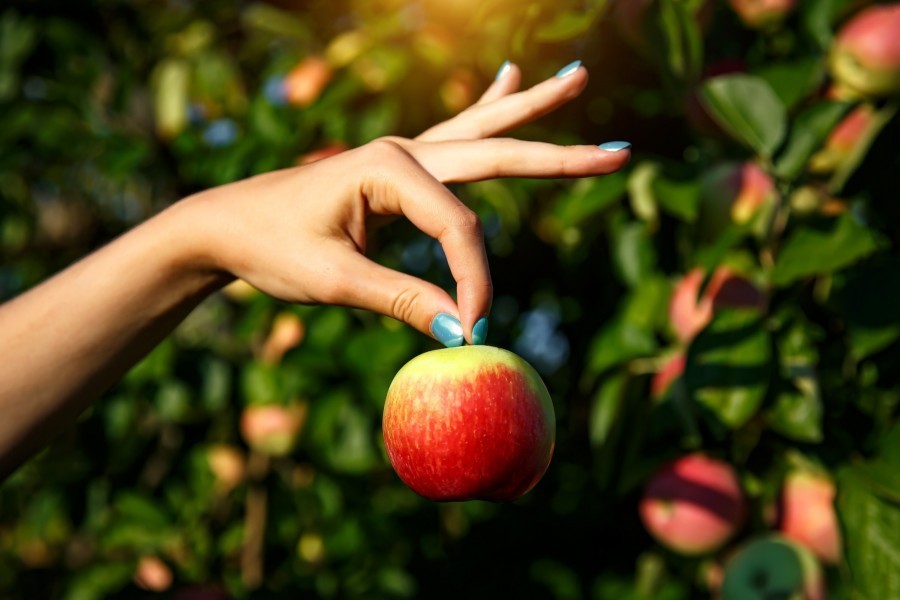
{"left": 536, "top": 7, "right": 602, "bottom": 42}
{"left": 774, "top": 101, "right": 852, "bottom": 180}
{"left": 838, "top": 466, "right": 900, "bottom": 598}
{"left": 611, "top": 221, "right": 658, "bottom": 288}
{"left": 831, "top": 257, "right": 900, "bottom": 360}
{"left": 773, "top": 214, "right": 882, "bottom": 286}
{"left": 767, "top": 386, "right": 823, "bottom": 443}
{"left": 588, "top": 318, "right": 657, "bottom": 375}
{"left": 627, "top": 162, "right": 660, "bottom": 224}
{"left": 802, "top": 0, "right": 857, "bottom": 49}
{"left": 590, "top": 373, "right": 628, "bottom": 447}
{"left": 699, "top": 74, "right": 787, "bottom": 158}
{"left": 552, "top": 171, "right": 628, "bottom": 227}
{"left": 653, "top": 174, "right": 701, "bottom": 223}
{"left": 685, "top": 310, "right": 771, "bottom": 430}
{"left": 754, "top": 58, "right": 823, "bottom": 110}
{"left": 241, "top": 361, "right": 281, "bottom": 406}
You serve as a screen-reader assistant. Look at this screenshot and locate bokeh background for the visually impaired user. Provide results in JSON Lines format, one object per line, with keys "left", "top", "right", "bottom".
{"left": 2, "top": 0, "right": 900, "bottom": 598}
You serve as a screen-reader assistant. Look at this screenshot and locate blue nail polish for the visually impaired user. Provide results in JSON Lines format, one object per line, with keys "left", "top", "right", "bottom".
{"left": 495, "top": 60, "right": 512, "bottom": 81}
{"left": 472, "top": 317, "right": 489, "bottom": 345}
{"left": 430, "top": 313, "right": 464, "bottom": 348}
{"left": 598, "top": 141, "right": 631, "bottom": 152}
{"left": 556, "top": 60, "right": 582, "bottom": 78}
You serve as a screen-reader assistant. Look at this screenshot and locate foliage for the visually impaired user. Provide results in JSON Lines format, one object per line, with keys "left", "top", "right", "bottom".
{"left": 1, "top": 0, "right": 899, "bottom": 598}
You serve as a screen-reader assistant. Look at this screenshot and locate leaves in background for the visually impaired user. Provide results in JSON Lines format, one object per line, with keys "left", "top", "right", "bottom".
{"left": 700, "top": 74, "right": 787, "bottom": 158}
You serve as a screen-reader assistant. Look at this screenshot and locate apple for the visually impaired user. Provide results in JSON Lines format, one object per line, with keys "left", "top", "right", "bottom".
{"left": 809, "top": 104, "right": 875, "bottom": 173}
{"left": 722, "top": 536, "right": 825, "bottom": 600}
{"left": 133, "top": 555, "right": 173, "bottom": 592}
{"left": 382, "top": 346, "right": 555, "bottom": 502}
{"left": 240, "top": 402, "right": 307, "bottom": 457}
{"left": 669, "top": 267, "right": 765, "bottom": 343}
{"left": 651, "top": 354, "right": 686, "bottom": 398}
{"left": 728, "top": 0, "right": 797, "bottom": 29}
{"left": 830, "top": 4, "right": 900, "bottom": 99}
{"left": 282, "top": 56, "right": 333, "bottom": 107}
{"left": 206, "top": 444, "right": 246, "bottom": 493}
{"left": 698, "top": 162, "right": 776, "bottom": 238}
{"left": 260, "top": 312, "right": 305, "bottom": 364}
{"left": 639, "top": 454, "right": 746, "bottom": 555}
{"left": 779, "top": 471, "right": 842, "bottom": 565}
{"left": 440, "top": 67, "right": 477, "bottom": 114}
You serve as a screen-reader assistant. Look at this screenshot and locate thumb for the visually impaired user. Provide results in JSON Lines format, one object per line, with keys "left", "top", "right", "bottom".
{"left": 329, "top": 250, "right": 467, "bottom": 347}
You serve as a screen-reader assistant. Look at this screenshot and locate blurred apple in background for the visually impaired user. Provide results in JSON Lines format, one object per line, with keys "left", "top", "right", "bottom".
{"left": 669, "top": 267, "right": 765, "bottom": 343}
{"left": 779, "top": 471, "right": 842, "bottom": 565}
{"left": 283, "top": 56, "right": 333, "bottom": 107}
{"left": 729, "top": 0, "right": 798, "bottom": 29}
{"left": 830, "top": 3, "right": 900, "bottom": 99}
{"left": 810, "top": 104, "right": 875, "bottom": 174}
{"left": 260, "top": 312, "right": 305, "bottom": 365}
{"left": 133, "top": 555, "right": 173, "bottom": 592}
{"left": 383, "top": 346, "right": 555, "bottom": 502}
{"left": 650, "top": 353, "right": 686, "bottom": 399}
{"left": 206, "top": 444, "right": 246, "bottom": 493}
{"left": 240, "top": 402, "right": 307, "bottom": 457}
{"left": 698, "top": 162, "right": 776, "bottom": 239}
{"left": 639, "top": 454, "right": 746, "bottom": 555}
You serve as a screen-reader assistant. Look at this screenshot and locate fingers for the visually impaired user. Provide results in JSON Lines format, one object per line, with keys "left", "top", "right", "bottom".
{"left": 474, "top": 61, "right": 522, "bottom": 105}
{"left": 394, "top": 137, "right": 632, "bottom": 184}
{"left": 360, "top": 142, "right": 492, "bottom": 343}
{"left": 416, "top": 63, "right": 588, "bottom": 142}
{"left": 326, "top": 248, "right": 468, "bottom": 343}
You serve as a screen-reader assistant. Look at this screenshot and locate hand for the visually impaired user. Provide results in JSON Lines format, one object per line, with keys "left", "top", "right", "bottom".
{"left": 179, "top": 61, "right": 631, "bottom": 346}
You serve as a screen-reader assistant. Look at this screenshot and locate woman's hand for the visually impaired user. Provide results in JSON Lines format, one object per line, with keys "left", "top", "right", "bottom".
{"left": 179, "top": 61, "right": 630, "bottom": 346}
{"left": 0, "top": 60, "right": 629, "bottom": 475}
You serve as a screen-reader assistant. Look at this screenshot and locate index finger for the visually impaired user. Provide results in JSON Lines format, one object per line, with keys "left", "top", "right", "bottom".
{"left": 361, "top": 142, "right": 492, "bottom": 342}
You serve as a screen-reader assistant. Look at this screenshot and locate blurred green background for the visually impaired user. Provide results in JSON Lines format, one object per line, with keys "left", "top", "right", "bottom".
{"left": 2, "top": 0, "right": 900, "bottom": 598}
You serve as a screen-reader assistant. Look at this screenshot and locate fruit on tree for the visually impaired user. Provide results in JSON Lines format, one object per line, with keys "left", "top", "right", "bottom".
{"left": 240, "top": 402, "right": 307, "bottom": 457}
{"left": 283, "top": 56, "right": 333, "bottom": 107}
{"left": 382, "top": 346, "right": 555, "bottom": 502}
{"left": 728, "top": 0, "right": 797, "bottom": 29}
{"left": 698, "top": 162, "right": 776, "bottom": 238}
{"left": 810, "top": 104, "right": 875, "bottom": 173}
{"left": 133, "top": 555, "right": 173, "bottom": 592}
{"left": 779, "top": 471, "right": 842, "bottom": 565}
{"left": 206, "top": 444, "right": 246, "bottom": 493}
{"left": 721, "top": 536, "right": 825, "bottom": 600}
{"left": 639, "top": 454, "right": 746, "bottom": 555}
{"left": 651, "top": 354, "right": 686, "bottom": 398}
{"left": 260, "top": 312, "right": 305, "bottom": 364}
{"left": 830, "top": 4, "right": 900, "bottom": 99}
{"left": 669, "top": 267, "right": 765, "bottom": 342}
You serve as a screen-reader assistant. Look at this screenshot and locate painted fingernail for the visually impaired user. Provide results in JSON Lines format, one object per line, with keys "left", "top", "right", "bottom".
{"left": 598, "top": 141, "right": 632, "bottom": 152}
{"left": 430, "top": 313, "right": 464, "bottom": 348}
{"left": 555, "top": 60, "right": 582, "bottom": 78}
{"left": 495, "top": 60, "right": 512, "bottom": 81}
{"left": 472, "top": 317, "right": 489, "bottom": 345}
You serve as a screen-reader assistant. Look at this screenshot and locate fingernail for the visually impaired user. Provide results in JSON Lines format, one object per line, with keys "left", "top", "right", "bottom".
{"left": 495, "top": 60, "right": 512, "bottom": 81}
{"left": 598, "top": 141, "right": 631, "bottom": 152}
{"left": 555, "top": 60, "right": 582, "bottom": 78}
{"left": 472, "top": 317, "right": 489, "bottom": 345}
{"left": 430, "top": 313, "right": 464, "bottom": 348}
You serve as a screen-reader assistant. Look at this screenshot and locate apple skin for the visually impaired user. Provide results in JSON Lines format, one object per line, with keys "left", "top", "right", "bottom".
{"left": 651, "top": 354, "right": 686, "bottom": 399}
{"left": 282, "top": 56, "right": 333, "bottom": 107}
{"left": 779, "top": 471, "right": 842, "bottom": 565}
{"left": 133, "top": 555, "right": 173, "bottom": 592}
{"left": 830, "top": 4, "right": 900, "bottom": 99}
{"left": 810, "top": 104, "right": 874, "bottom": 174}
{"left": 728, "top": 0, "right": 797, "bottom": 29}
{"left": 698, "top": 162, "right": 776, "bottom": 239}
{"left": 206, "top": 444, "right": 246, "bottom": 493}
{"left": 669, "top": 267, "right": 765, "bottom": 343}
{"left": 240, "top": 402, "right": 307, "bottom": 457}
{"left": 721, "top": 536, "right": 825, "bottom": 600}
{"left": 382, "top": 346, "right": 555, "bottom": 502}
{"left": 639, "top": 454, "right": 746, "bottom": 556}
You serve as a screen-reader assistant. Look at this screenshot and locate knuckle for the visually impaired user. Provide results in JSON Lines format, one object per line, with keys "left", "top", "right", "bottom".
{"left": 453, "top": 207, "right": 483, "bottom": 235}
{"left": 390, "top": 287, "right": 422, "bottom": 324}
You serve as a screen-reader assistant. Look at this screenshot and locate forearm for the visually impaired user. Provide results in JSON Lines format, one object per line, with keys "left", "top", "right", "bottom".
{"left": 0, "top": 200, "right": 230, "bottom": 476}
